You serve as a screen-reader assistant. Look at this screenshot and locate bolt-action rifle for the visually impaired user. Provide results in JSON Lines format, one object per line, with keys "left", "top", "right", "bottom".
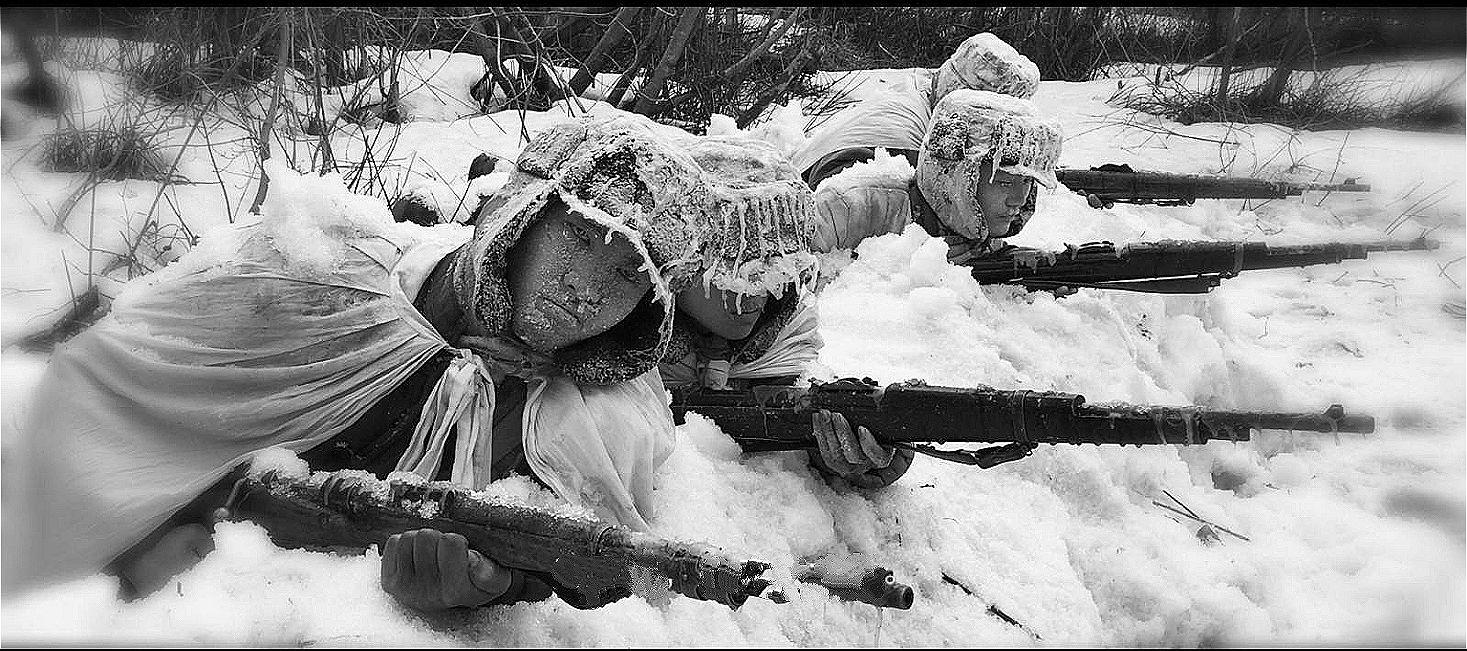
{"left": 964, "top": 237, "right": 1439, "bottom": 294}
{"left": 1056, "top": 163, "right": 1371, "bottom": 208}
{"left": 669, "top": 378, "right": 1375, "bottom": 469}
{"left": 224, "top": 463, "right": 914, "bottom": 610}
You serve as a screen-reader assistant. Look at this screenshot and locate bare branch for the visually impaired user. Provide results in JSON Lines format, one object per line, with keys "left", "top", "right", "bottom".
{"left": 249, "top": 10, "right": 293, "bottom": 215}
{"left": 569, "top": 6, "right": 641, "bottom": 96}
{"left": 632, "top": 7, "right": 702, "bottom": 115}
{"left": 721, "top": 7, "right": 805, "bottom": 82}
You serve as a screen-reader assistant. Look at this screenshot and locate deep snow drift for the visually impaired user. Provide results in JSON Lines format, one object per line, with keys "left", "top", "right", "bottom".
{"left": 1, "top": 46, "right": 1463, "bottom": 646}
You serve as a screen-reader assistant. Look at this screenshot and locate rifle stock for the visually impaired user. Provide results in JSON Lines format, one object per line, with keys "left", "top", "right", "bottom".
{"left": 226, "top": 467, "right": 776, "bottom": 610}
{"left": 964, "top": 237, "right": 1439, "bottom": 294}
{"left": 1056, "top": 164, "right": 1371, "bottom": 206}
{"left": 669, "top": 378, "right": 1374, "bottom": 467}
{"left": 224, "top": 464, "right": 919, "bottom": 610}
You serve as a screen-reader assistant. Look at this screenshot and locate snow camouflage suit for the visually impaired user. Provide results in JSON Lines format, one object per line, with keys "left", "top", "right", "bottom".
{"left": 788, "top": 33, "right": 1059, "bottom": 260}
{"left": 805, "top": 89, "right": 1062, "bottom": 262}
{"left": 790, "top": 31, "right": 1042, "bottom": 185}
{"left": 9, "top": 115, "right": 818, "bottom": 591}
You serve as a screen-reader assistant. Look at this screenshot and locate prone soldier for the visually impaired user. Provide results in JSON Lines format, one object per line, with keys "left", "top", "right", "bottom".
{"left": 10, "top": 115, "right": 813, "bottom": 612}
{"left": 658, "top": 134, "right": 916, "bottom": 489}
{"left": 790, "top": 32, "right": 1064, "bottom": 264}
{"left": 808, "top": 89, "right": 1064, "bottom": 264}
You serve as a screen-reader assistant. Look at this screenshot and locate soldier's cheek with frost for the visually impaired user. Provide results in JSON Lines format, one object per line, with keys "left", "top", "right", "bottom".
{"left": 967, "top": 160, "right": 1031, "bottom": 240}
{"left": 506, "top": 208, "right": 653, "bottom": 353}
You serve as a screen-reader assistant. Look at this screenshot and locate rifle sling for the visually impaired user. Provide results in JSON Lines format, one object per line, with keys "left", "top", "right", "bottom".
{"left": 1018, "top": 276, "right": 1224, "bottom": 294}
{"left": 896, "top": 442, "right": 1038, "bottom": 468}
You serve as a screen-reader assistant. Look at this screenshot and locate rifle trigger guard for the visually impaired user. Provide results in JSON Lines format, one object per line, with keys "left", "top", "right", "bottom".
{"left": 221, "top": 475, "right": 252, "bottom": 522}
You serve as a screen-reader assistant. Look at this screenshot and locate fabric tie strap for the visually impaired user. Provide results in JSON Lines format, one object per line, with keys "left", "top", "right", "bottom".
{"left": 394, "top": 348, "right": 497, "bottom": 488}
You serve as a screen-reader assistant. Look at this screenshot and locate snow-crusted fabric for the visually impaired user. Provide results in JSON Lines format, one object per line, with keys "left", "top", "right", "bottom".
{"left": 916, "top": 89, "right": 1061, "bottom": 242}
{"left": 931, "top": 32, "right": 1041, "bottom": 102}
{"left": 790, "top": 80, "right": 934, "bottom": 178}
{"left": 654, "top": 133, "right": 820, "bottom": 389}
{"left": 920, "top": 89, "right": 1062, "bottom": 189}
{"left": 681, "top": 135, "right": 817, "bottom": 299}
{"left": 792, "top": 33, "right": 1039, "bottom": 180}
{"left": 808, "top": 148, "right": 919, "bottom": 252}
{"left": 522, "top": 369, "right": 676, "bottom": 531}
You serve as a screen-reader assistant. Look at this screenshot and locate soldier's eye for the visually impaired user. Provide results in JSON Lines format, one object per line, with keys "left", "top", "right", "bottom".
{"left": 617, "top": 266, "right": 641, "bottom": 282}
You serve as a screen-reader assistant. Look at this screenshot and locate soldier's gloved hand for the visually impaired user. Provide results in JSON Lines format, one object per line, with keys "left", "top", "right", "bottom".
{"left": 381, "top": 528, "right": 514, "bottom": 611}
{"left": 808, "top": 410, "right": 915, "bottom": 489}
{"left": 666, "top": 559, "right": 747, "bottom": 608}
{"left": 943, "top": 236, "right": 988, "bottom": 265}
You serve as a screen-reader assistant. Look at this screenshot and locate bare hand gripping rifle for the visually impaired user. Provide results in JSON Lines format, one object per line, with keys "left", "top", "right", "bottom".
{"left": 965, "top": 237, "right": 1439, "bottom": 294}
{"left": 1056, "top": 163, "right": 1371, "bottom": 208}
{"left": 224, "top": 465, "right": 914, "bottom": 610}
{"left": 669, "top": 378, "right": 1375, "bottom": 469}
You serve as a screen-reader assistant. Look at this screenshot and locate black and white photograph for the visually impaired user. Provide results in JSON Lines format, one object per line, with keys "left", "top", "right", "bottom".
{"left": 1, "top": 6, "right": 1463, "bottom": 646}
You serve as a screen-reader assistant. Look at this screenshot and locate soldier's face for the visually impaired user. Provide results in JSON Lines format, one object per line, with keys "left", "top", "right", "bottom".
{"left": 676, "top": 285, "right": 769, "bottom": 340}
{"left": 970, "top": 158, "right": 1034, "bottom": 239}
{"left": 507, "top": 204, "right": 653, "bottom": 353}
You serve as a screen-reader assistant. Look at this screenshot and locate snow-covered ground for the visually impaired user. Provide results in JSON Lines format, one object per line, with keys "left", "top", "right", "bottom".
{"left": 2, "top": 44, "right": 1463, "bottom": 646}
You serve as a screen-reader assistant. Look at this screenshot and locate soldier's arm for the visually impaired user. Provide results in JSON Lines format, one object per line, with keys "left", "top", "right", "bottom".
{"left": 811, "top": 172, "right": 918, "bottom": 253}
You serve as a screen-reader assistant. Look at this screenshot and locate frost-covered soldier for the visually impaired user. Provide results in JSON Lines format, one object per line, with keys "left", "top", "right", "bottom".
{"left": 9, "top": 116, "right": 731, "bottom": 611}
{"left": 791, "top": 32, "right": 1040, "bottom": 190}
{"left": 657, "top": 135, "right": 915, "bottom": 489}
{"left": 809, "top": 89, "right": 1063, "bottom": 264}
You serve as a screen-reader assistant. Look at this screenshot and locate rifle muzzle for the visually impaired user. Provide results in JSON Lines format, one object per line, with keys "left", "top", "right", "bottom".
{"left": 795, "top": 564, "right": 915, "bottom": 610}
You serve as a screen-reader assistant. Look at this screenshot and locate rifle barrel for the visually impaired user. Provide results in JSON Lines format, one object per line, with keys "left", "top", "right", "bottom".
{"left": 1364, "top": 237, "right": 1440, "bottom": 252}
{"left": 669, "top": 381, "right": 1375, "bottom": 453}
{"left": 1056, "top": 167, "right": 1372, "bottom": 204}
{"left": 1302, "top": 181, "right": 1371, "bottom": 193}
{"left": 965, "top": 239, "right": 1440, "bottom": 293}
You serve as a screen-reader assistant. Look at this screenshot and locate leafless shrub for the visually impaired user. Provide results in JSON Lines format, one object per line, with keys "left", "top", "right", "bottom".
{"left": 536, "top": 8, "right": 839, "bottom": 130}
{"left": 808, "top": 7, "right": 1209, "bottom": 82}
{"left": 1119, "top": 67, "right": 1466, "bottom": 132}
{"left": 41, "top": 125, "right": 170, "bottom": 182}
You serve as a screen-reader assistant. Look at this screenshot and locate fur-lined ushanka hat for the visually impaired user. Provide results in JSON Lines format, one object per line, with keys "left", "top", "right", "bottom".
{"left": 665, "top": 134, "right": 819, "bottom": 366}
{"left": 917, "top": 89, "right": 1063, "bottom": 241}
{"left": 931, "top": 32, "right": 1042, "bottom": 103}
{"left": 679, "top": 135, "right": 817, "bottom": 299}
{"left": 451, "top": 115, "right": 816, "bottom": 385}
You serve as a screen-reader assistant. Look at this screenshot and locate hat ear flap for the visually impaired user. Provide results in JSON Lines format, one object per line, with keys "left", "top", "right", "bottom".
{"left": 915, "top": 151, "right": 989, "bottom": 242}
{"left": 554, "top": 290, "right": 668, "bottom": 384}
